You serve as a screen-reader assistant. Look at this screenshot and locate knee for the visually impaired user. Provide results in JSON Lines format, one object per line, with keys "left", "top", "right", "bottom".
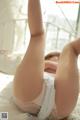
{"left": 70, "top": 38, "right": 80, "bottom": 55}
{"left": 62, "top": 42, "right": 78, "bottom": 58}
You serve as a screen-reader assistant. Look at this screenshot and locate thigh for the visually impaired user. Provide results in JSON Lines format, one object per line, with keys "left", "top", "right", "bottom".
{"left": 13, "top": 34, "right": 45, "bottom": 102}
{"left": 55, "top": 44, "right": 79, "bottom": 117}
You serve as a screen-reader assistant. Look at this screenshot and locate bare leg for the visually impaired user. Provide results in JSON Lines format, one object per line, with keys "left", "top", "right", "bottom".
{"left": 55, "top": 38, "right": 80, "bottom": 118}
{"left": 13, "top": 0, "right": 45, "bottom": 102}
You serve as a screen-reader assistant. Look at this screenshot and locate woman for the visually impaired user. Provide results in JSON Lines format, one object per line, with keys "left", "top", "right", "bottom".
{"left": 13, "top": 0, "right": 80, "bottom": 119}
{"left": 44, "top": 52, "right": 60, "bottom": 74}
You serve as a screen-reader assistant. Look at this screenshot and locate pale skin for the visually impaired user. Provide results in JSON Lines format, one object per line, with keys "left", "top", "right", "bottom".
{"left": 13, "top": 0, "right": 80, "bottom": 118}
{"left": 44, "top": 53, "right": 60, "bottom": 73}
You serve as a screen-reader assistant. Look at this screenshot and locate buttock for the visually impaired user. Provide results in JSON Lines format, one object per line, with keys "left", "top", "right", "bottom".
{"left": 13, "top": 72, "right": 57, "bottom": 119}
{"left": 13, "top": 80, "right": 46, "bottom": 115}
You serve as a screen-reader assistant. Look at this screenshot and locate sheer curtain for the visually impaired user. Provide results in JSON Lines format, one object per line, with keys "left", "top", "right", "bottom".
{"left": 0, "top": 0, "right": 79, "bottom": 75}
{"left": 0, "top": 0, "right": 28, "bottom": 75}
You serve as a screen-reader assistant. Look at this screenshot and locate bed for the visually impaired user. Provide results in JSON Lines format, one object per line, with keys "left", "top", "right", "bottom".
{"left": 0, "top": 73, "right": 80, "bottom": 120}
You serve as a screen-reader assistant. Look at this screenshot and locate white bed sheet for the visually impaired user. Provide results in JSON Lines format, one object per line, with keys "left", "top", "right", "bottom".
{"left": 0, "top": 73, "right": 80, "bottom": 120}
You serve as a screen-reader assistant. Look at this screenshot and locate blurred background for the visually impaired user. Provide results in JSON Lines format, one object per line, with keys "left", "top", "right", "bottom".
{"left": 0, "top": 0, "right": 80, "bottom": 75}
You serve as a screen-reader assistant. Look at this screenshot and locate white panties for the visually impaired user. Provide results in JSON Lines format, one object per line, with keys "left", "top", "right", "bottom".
{"left": 13, "top": 72, "right": 57, "bottom": 119}
{"left": 38, "top": 72, "right": 56, "bottom": 119}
